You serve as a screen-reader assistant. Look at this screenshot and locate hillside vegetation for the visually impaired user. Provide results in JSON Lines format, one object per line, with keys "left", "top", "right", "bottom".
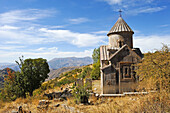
{"left": 46, "top": 66, "right": 81, "bottom": 81}
{"left": 0, "top": 45, "right": 169, "bottom": 113}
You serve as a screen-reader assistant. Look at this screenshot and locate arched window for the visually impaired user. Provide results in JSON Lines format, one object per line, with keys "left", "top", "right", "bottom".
{"left": 122, "top": 65, "right": 132, "bottom": 79}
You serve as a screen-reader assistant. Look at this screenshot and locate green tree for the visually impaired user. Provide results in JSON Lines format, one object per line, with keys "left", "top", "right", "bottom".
{"left": 91, "top": 47, "right": 100, "bottom": 80}
{"left": 19, "top": 58, "right": 50, "bottom": 96}
{"left": 92, "top": 48, "right": 100, "bottom": 63}
{"left": 91, "top": 60, "right": 100, "bottom": 80}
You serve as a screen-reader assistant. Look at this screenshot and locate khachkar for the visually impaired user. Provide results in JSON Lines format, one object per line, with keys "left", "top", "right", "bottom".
{"left": 100, "top": 10, "right": 143, "bottom": 95}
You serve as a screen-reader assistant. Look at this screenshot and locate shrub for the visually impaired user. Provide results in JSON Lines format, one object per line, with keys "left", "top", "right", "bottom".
{"left": 73, "top": 85, "right": 89, "bottom": 104}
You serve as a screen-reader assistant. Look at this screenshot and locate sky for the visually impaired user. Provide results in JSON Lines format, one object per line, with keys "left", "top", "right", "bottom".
{"left": 0, "top": 0, "right": 170, "bottom": 63}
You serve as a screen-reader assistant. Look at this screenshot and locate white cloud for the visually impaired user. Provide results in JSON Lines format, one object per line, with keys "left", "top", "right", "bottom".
{"left": 100, "top": 0, "right": 166, "bottom": 15}
{"left": 0, "top": 25, "right": 105, "bottom": 47}
{"left": 68, "top": 18, "right": 89, "bottom": 24}
{"left": 0, "top": 45, "right": 25, "bottom": 50}
{"left": 159, "top": 24, "right": 169, "bottom": 28}
{"left": 92, "top": 31, "right": 108, "bottom": 34}
{"left": 0, "top": 9, "right": 56, "bottom": 24}
{"left": 33, "top": 47, "right": 58, "bottom": 53}
{"left": 127, "top": 6, "right": 166, "bottom": 15}
{"left": 0, "top": 25, "right": 20, "bottom": 30}
{"left": 103, "top": 0, "right": 122, "bottom": 5}
{"left": 0, "top": 30, "right": 46, "bottom": 45}
{"left": 39, "top": 28, "right": 105, "bottom": 47}
{"left": 134, "top": 35, "right": 170, "bottom": 53}
{"left": 49, "top": 26, "right": 65, "bottom": 29}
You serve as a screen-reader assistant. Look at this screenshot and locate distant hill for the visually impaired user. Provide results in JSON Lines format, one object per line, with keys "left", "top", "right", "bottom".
{"left": 0, "top": 63, "right": 19, "bottom": 71}
{"left": 48, "top": 57, "right": 92, "bottom": 69}
{"left": 46, "top": 66, "right": 81, "bottom": 81}
{"left": 0, "top": 57, "right": 93, "bottom": 71}
{"left": 0, "top": 57, "right": 93, "bottom": 83}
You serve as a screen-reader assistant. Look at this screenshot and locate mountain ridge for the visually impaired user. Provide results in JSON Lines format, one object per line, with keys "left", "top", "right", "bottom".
{"left": 0, "top": 57, "right": 93, "bottom": 71}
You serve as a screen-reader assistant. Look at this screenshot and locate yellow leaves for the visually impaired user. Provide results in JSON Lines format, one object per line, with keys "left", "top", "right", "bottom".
{"left": 137, "top": 45, "right": 170, "bottom": 92}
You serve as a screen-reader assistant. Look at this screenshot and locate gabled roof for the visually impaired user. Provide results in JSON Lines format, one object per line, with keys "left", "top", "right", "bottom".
{"left": 107, "top": 17, "right": 134, "bottom": 36}
{"left": 100, "top": 45, "right": 109, "bottom": 61}
{"left": 109, "top": 44, "right": 141, "bottom": 61}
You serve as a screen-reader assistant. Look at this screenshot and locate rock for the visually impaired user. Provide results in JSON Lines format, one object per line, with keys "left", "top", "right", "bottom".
{"left": 39, "top": 100, "right": 46, "bottom": 105}
{"left": 54, "top": 98, "right": 64, "bottom": 102}
{"left": 79, "top": 103, "right": 84, "bottom": 106}
{"left": 11, "top": 111, "right": 18, "bottom": 113}
{"left": 95, "top": 93, "right": 99, "bottom": 97}
{"left": 59, "top": 98, "right": 64, "bottom": 101}
{"left": 54, "top": 104, "right": 60, "bottom": 107}
{"left": 44, "top": 92, "right": 62, "bottom": 100}
{"left": 88, "top": 100, "right": 94, "bottom": 105}
{"left": 38, "top": 100, "right": 50, "bottom": 109}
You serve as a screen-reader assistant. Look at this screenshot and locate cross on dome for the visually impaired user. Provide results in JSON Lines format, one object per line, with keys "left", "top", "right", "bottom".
{"left": 119, "top": 9, "right": 122, "bottom": 17}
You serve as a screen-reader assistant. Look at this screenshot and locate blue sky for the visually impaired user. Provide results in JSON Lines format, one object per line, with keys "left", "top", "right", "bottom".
{"left": 0, "top": 0, "right": 170, "bottom": 63}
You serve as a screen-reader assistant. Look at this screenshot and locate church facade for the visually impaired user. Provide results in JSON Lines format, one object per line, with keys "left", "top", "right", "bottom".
{"left": 100, "top": 16, "right": 143, "bottom": 94}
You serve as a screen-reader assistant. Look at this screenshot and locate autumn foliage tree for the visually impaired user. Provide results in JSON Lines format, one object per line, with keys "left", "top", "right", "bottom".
{"left": 136, "top": 44, "right": 170, "bottom": 112}
{"left": 137, "top": 44, "right": 170, "bottom": 92}
{"left": 3, "top": 68, "right": 17, "bottom": 100}
{"left": 1, "top": 57, "right": 50, "bottom": 100}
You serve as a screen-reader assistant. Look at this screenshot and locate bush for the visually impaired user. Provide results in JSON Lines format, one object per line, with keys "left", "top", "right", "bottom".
{"left": 73, "top": 85, "right": 89, "bottom": 104}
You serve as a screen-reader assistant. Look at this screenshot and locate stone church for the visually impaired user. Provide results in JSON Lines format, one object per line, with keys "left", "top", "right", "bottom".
{"left": 100, "top": 14, "right": 143, "bottom": 94}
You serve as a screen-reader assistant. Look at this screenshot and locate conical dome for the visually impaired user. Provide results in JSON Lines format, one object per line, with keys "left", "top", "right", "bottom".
{"left": 107, "top": 17, "right": 134, "bottom": 36}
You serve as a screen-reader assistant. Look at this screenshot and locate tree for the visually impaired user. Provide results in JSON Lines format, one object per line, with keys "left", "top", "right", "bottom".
{"left": 92, "top": 48, "right": 100, "bottom": 63}
{"left": 3, "top": 68, "right": 17, "bottom": 100}
{"left": 91, "top": 60, "right": 100, "bottom": 80}
{"left": 136, "top": 44, "right": 170, "bottom": 112}
{"left": 18, "top": 58, "right": 50, "bottom": 96}
{"left": 91, "top": 47, "right": 100, "bottom": 80}
{"left": 1, "top": 57, "right": 50, "bottom": 100}
{"left": 137, "top": 44, "right": 170, "bottom": 92}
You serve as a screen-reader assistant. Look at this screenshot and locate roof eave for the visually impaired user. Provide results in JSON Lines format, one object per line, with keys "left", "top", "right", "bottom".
{"left": 107, "top": 31, "right": 134, "bottom": 36}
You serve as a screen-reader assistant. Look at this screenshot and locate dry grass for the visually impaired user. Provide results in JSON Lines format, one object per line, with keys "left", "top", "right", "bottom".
{"left": 0, "top": 92, "right": 169, "bottom": 113}
{"left": 1, "top": 79, "right": 169, "bottom": 113}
